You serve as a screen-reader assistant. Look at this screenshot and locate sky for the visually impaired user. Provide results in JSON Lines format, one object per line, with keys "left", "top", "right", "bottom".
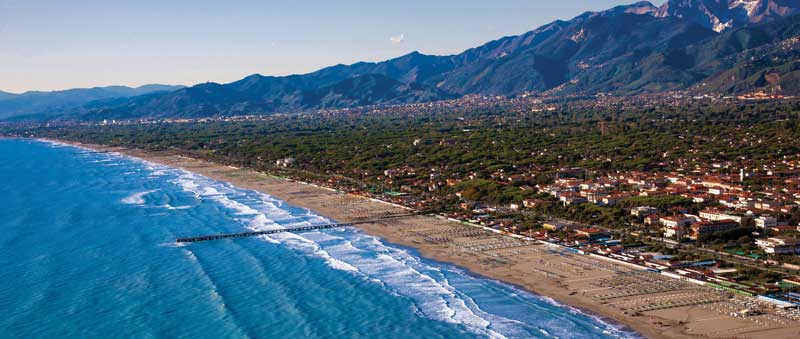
{"left": 0, "top": 0, "right": 666, "bottom": 93}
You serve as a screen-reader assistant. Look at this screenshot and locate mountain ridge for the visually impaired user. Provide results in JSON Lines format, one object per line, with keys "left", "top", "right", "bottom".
{"left": 0, "top": 84, "right": 184, "bottom": 120}
{"left": 71, "top": 74, "right": 451, "bottom": 120}
{"left": 6, "top": 0, "right": 800, "bottom": 121}
{"left": 0, "top": 91, "right": 15, "bottom": 101}
{"left": 656, "top": 0, "right": 800, "bottom": 31}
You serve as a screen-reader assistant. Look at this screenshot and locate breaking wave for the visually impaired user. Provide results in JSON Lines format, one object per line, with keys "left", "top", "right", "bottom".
{"left": 121, "top": 190, "right": 158, "bottom": 205}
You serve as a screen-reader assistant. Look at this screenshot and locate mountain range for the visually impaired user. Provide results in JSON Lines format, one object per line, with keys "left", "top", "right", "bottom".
{"left": 657, "top": 0, "right": 800, "bottom": 31}
{"left": 0, "top": 85, "right": 184, "bottom": 120}
{"left": 6, "top": 0, "right": 800, "bottom": 121}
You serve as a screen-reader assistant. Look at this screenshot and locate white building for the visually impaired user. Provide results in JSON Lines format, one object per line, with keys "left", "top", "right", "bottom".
{"left": 754, "top": 216, "right": 778, "bottom": 230}
{"left": 699, "top": 210, "right": 743, "bottom": 225}
{"left": 664, "top": 226, "right": 686, "bottom": 239}
{"left": 275, "top": 158, "right": 295, "bottom": 167}
{"left": 631, "top": 206, "right": 658, "bottom": 217}
{"left": 660, "top": 215, "right": 695, "bottom": 228}
{"left": 756, "top": 237, "right": 800, "bottom": 255}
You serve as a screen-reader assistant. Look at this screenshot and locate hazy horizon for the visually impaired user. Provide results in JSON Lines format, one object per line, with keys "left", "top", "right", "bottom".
{"left": 1, "top": 0, "right": 666, "bottom": 94}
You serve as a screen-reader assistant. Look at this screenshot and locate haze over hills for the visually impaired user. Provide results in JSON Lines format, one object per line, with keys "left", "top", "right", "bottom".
{"left": 0, "top": 84, "right": 184, "bottom": 120}
{"left": 0, "top": 91, "right": 16, "bottom": 101}
{"left": 78, "top": 74, "right": 454, "bottom": 120}
{"left": 5, "top": 0, "right": 800, "bottom": 121}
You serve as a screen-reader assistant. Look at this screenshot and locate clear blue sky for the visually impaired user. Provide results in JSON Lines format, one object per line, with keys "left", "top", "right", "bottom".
{"left": 0, "top": 0, "right": 665, "bottom": 93}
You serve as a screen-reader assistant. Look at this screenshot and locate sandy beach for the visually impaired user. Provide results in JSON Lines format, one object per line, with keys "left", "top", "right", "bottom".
{"left": 58, "top": 140, "right": 800, "bottom": 339}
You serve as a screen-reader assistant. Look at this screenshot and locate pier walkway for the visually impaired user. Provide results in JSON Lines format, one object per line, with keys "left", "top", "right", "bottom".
{"left": 177, "top": 213, "right": 417, "bottom": 243}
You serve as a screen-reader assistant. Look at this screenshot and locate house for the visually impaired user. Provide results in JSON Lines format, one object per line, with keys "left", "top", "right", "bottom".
{"left": 576, "top": 227, "right": 612, "bottom": 240}
{"left": 754, "top": 200, "right": 783, "bottom": 211}
{"left": 559, "top": 194, "right": 587, "bottom": 206}
{"left": 664, "top": 226, "right": 686, "bottom": 239}
{"left": 699, "top": 209, "right": 744, "bottom": 225}
{"left": 690, "top": 220, "right": 740, "bottom": 240}
{"left": 522, "top": 199, "right": 540, "bottom": 208}
{"left": 718, "top": 195, "right": 740, "bottom": 208}
{"left": 754, "top": 216, "right": 778, "bottom": 230}
{"left": 756, "top": 237, "right": 800, "bottom": 255}
{"left": 585, "top": 190, "right": 609, "bottom": 204}
{"left": 601, "top": 195, "right": 624, "bottom": 206}
{"left": 660, "top": 215, "right": 694, "bottom": 229}
{"left": 631, "top": 206, "right": 658, "bottom": 218}
{"left": 275, "top": 158, "right": 295, "bottom": 167}
{"left": 644, "top": 214, "right": 661, "bottom": 225}
{"left": 701, "top": 178, "right": 737, "bottom": 191}
{"left": 542, "top": 220, "right": 581, "bottom": 232}
{"left": 771, "top": 225, "right": 799, "bottom": 234}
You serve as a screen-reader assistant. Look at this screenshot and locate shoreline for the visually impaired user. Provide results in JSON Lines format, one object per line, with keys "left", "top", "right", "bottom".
{"left": 384, "top": 239, "right": 644, "bottom": 336}
{"left": 38, "top": 138, "right": 800, "bottom": 339}
{"left": 42, "top": 138, "right": 669, "bottom": 339}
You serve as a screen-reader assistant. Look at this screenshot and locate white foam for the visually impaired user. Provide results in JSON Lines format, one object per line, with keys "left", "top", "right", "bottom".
{"left": 159, "top": 241, "right": 188, "bottom": 248}
{"left": 121, "top": 190, "right": 158, "bottom": 205}
{"left": 174, "top": 174, "right": 262, "bottom": 216}
{"left": 157, "top": 204, "right": 193, "bottom": 210}
{"left": 269, "top": 228, "right": 513, "bottom": 339}
{"left": 317, "top": 249, "right": 360, "bottom": 272}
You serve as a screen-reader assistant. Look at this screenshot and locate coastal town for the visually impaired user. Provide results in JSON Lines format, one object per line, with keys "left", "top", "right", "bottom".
{"left": 9, "top": 0, "right": 800, "bottom": 338}
{"left": 3, "top": 67, "right": 800, "bottom": 339}
{"left": 8, "top": 95, "right": 800, "bottom": 302}
{"left": 252, "top": 148, "right": 800, "bottom": 338}
{"left": 275, "top": 149, "right": 800, "bottom": 295}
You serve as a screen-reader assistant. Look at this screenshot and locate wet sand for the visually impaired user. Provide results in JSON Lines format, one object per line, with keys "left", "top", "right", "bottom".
{"left": 57, "top": 141, "right": 800, "bottom": 339}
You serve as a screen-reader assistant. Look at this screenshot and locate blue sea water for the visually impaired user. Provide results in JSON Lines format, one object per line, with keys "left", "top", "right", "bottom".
{"left": 0, "top": 139, "right": 645, "bottom": 339}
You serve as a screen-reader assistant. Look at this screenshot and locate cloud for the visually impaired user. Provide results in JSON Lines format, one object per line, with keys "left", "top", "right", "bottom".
{"left": 389, "top": 33, "right": 405, "bottom": 44}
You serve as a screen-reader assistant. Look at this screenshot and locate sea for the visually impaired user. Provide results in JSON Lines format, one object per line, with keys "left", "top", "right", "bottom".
{"left": 0, "top": 138, "right": 645, "bottom": 339}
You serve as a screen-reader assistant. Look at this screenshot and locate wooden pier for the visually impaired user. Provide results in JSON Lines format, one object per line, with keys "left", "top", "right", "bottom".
{"left": 176, "top": 213, "right": 417, "bottom": 243}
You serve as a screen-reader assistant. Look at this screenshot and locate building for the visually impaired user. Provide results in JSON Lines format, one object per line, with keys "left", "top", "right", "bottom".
{"left": 690, "top": 220, "right": 740, "bottom": 240}
{"left": 601, "top": 195, "right": 623, "bottom": 206}
{"left": 275, "top": 158, "right": 295, "bottom": 167}
{"left": 576, "top": 227, "right": 612, "bottom": 240}
{"left": 756, "top": 237, "right": 800, "bottom": 255}
{"left": 522, "top": 199, "right": 539, "bottom": 208}
{"left": 559, "top": 194, "right": 587, "bottom": 206}
{"left": 631, "top": 206, "right": 658, "bottom": 217}
{"left": 664, "top": 226, "right": 686, "bottom": 239}
{"left": 585, "top": 190, "right": 609, "bottom": 204}
{"left": 754, "top": 216, "right": 778, "bottom": 230}
{"left": 755, "top": 200, "right": 783, "bottom": 211}
{"left": 660, "top": 215, "right": 694, "bottom": 229}
{"left": 699, "top": 209, "right": 744, "bottom": 225}
{"left": 644, "top": 214, "right": 661, "bottom": 225}
{"left": 542, "top": 220, "right": 581, "bottom": 232}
